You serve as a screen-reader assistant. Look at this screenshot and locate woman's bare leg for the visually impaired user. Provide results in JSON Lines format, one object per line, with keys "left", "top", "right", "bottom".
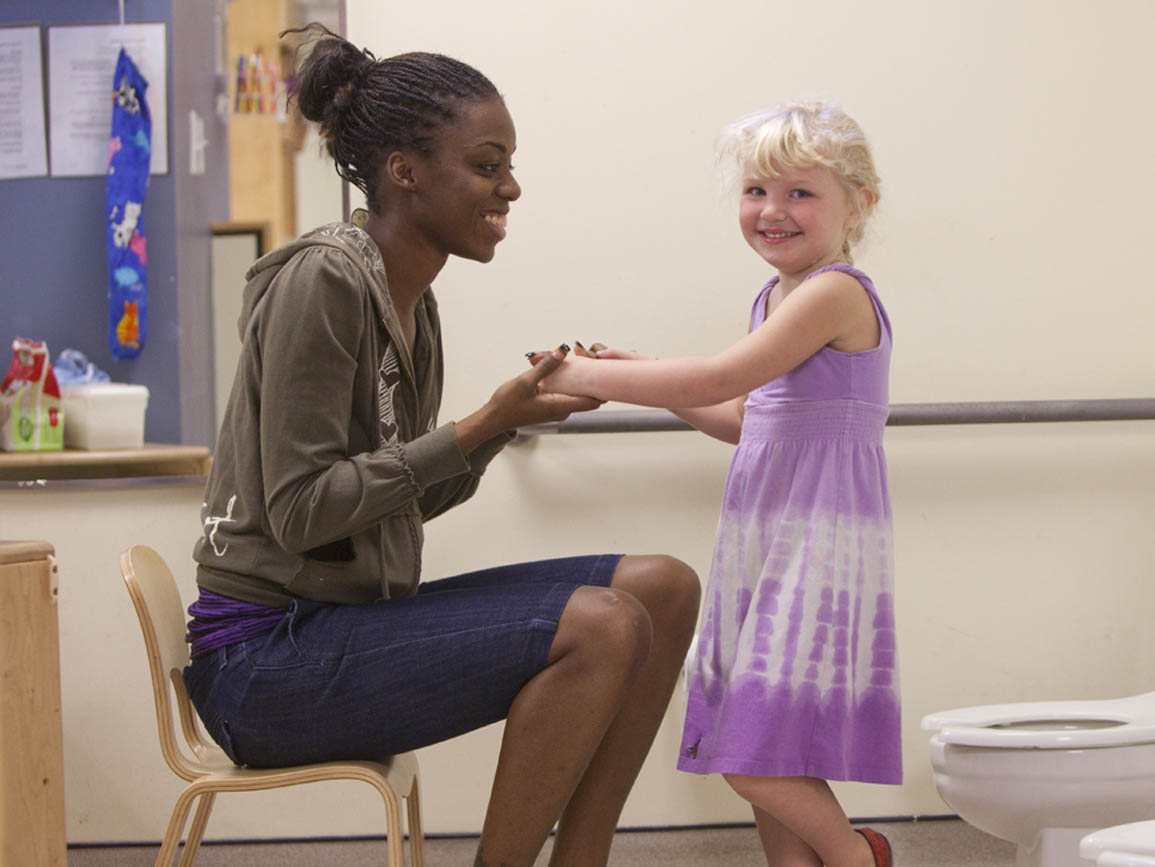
{"left": 475, "top": 583, "right": 652, "bottom": 866}
{"left": 724, "top": 775, "right": 874, "bottom": 867}
{"left": 475, "top": 554, "right": 699, "bottom": 867}
{"left": 549, "top": 555, "right": 700, "bottom": 866}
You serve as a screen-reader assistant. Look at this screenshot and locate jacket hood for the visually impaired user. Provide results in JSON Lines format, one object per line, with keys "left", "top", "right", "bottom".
{"left": 237, "top": 223, "right": 397, "bottom": 341}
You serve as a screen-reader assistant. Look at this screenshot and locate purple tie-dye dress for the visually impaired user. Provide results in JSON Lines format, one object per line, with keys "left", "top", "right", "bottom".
{"left": 678, "top": 264, "right": 902, "bottom": 785}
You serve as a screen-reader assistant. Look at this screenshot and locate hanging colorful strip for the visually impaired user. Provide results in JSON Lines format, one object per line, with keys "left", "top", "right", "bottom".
{"left": 106, "top": 47, "right": 151, "bottom": 361}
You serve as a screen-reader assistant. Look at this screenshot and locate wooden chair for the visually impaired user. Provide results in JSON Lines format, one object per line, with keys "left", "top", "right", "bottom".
{"left": 120, "top": 544, "right": 424, "bottom": 867}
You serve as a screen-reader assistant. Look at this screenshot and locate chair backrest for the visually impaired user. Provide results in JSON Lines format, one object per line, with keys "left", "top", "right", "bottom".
{"left": 120, "top": 545, "right": 223, "bottom": 781}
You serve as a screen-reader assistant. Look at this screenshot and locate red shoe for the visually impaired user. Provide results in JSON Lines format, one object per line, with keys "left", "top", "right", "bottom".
{"left": 854, "top": 827, "right": 893, "bottom": 867}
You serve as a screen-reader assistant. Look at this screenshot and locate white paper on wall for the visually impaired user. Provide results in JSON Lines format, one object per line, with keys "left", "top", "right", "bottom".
{"left": 0, "top": 26, "right": 49, "bottom": 179}
{"left": 47, "top": 22, "right": 167, "bottom": 177}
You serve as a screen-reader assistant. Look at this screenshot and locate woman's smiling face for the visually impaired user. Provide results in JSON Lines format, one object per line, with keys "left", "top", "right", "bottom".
{"left": 406, "top": 97, "right": 522, "bottom": 264}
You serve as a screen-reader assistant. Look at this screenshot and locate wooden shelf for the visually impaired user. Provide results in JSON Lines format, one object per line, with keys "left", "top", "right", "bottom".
{"left": 0, "top": 540, "right": 54, "bottom": 564}
{"left": 0, "top": 444, "right": 211, "bottom": 481}
{"left": 227, "top": 0, "right": 303, "bottom": 248}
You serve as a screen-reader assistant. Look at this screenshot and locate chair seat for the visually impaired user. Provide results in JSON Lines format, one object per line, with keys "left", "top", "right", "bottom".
{"left": 196, "top": 755, "right": 419, "bottom": 792}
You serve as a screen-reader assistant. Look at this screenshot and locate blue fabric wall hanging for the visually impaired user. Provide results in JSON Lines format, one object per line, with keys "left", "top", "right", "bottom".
{"left": 106, "top": 47, "right": 151, "bottom": 361}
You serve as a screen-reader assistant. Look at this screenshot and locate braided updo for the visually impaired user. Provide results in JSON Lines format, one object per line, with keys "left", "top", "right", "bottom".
{"left": 287, "top": 24, "right": 500, "bottom": 211}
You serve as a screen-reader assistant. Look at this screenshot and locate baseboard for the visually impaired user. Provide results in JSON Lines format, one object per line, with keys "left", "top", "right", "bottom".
{"left": 67, "top": 815, "right": 963, "bottom": 849}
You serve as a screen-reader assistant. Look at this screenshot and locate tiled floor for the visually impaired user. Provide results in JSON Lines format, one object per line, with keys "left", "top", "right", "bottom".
{"left": 68, "top": 818, "right": 1017, "bottom": 865}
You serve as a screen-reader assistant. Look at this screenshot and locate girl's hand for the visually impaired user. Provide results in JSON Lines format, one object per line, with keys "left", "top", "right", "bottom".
{"left": 526, "top": 341, "right": 652, "bottom": 399}
{"left": 454, "top": 348, "right": 601, "bottom": 453}
{"left": 526, "top": 341, "right": 647, "bottom": 363}
{"left": 537, "top": 352, "right": 597, "bottom": 396}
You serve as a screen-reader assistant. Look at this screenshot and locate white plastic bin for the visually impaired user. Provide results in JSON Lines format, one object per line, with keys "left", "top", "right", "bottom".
{"left": 60, "top": 383, "right": 149, "bottom": 449}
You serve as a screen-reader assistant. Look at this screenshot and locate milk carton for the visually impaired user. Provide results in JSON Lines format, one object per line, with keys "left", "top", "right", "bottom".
{"left": 0, "top": 338, "right": 64, "bottom": 451}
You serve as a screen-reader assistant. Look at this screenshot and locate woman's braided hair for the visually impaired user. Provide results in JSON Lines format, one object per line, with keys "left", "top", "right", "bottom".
{"left": 286, "top": 24, "right": 499, "bottom": 211}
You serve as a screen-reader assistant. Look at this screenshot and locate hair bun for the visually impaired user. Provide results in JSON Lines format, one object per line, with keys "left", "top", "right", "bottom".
{"left": 281, "top": 26, "right": 499, "bottom": 211}
{"left": 289, "top": 25, "right": 370, "bottom": 134}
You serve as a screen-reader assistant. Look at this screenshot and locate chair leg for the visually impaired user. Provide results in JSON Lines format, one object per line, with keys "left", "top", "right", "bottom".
{"left": 406, "top": 776, "right": 425, "bottom": 867}
{"left": 387, "top": 795, "right": 405, "bottom": 867}
{"left": 155, "top": 787, "right": 200, "bottom": 867}
{"left": 177, "top": 791, "right": 216, "bottom": 867}
{"left": 372, "top": 781, "right": 405, "bottom": 867}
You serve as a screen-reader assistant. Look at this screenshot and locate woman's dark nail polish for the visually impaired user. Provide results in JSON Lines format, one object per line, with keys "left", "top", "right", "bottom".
{"left": 558, "top": 343, "right": 570, "bottom": 352}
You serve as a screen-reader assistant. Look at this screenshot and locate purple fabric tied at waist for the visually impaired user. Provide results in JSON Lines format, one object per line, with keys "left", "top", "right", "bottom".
{"left": 186, "top": 589, "right": 287, "bottom": 659}
{"left": 740, "top": 400, "right": 889, "bottom": 444}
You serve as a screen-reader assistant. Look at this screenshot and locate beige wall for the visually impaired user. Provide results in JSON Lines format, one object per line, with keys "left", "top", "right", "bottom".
{"left": 2, "top": 422, "right": 1153, "bottom": 841}
{"left": 350, "top": 0, "right": 1155, "bottom": 402}
{"left": 342, "top": 0, "right": 1155, "bottom": 829}
{"left": 3, "top": 0, "right": 1153, "bottom": 845}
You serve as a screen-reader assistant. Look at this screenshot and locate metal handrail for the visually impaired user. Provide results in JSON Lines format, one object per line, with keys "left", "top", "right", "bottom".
{"left": 515, "top": 398, "right": 1155, "bottom": 439}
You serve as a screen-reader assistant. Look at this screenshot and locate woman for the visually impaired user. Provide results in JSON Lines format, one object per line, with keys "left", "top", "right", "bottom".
{"left": 184, "top": 25, "right": 699, "bottom": 867}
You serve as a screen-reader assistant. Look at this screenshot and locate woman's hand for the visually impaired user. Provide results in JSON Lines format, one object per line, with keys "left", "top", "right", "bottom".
{"left": 586, "top": 344, "right": 652, "bottom": 362}
{"left": 526, "top": 341, "right": 651, "bottom": 366}
{"left": 454, "top": 348, "right": 601, "bottom": 453}
{"left": 526, "top": 341, "right": 654, "bottom": 399}
{"left": 526, "top": 340, "right": 611, "bottom": 364}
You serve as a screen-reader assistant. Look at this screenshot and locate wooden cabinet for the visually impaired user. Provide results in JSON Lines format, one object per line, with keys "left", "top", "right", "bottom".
{"left": 0, "top": 541, "right": 65, "bottom": 867}
{"left": 226, "top": 0, "right": 306, "bottom": 247}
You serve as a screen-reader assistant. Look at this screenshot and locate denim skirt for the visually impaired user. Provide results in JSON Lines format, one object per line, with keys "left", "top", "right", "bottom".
{"left": 183, "top": 553, "right": 622, "bottom": 768}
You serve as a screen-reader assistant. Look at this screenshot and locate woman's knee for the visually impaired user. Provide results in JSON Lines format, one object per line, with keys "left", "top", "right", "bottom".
{"left": 553, "top": 585, "right": 652, "bottom": 672}
{"left": 612, "top": 554, "right": 701, "bottom": 635}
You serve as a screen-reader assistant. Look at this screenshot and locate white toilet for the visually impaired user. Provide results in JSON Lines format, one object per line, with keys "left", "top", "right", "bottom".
{"left": 1080, "top": 820, "right": 1155, "bottom": 867}
{"left": 922, "top": 691, "right": 1155, "bottom": 867}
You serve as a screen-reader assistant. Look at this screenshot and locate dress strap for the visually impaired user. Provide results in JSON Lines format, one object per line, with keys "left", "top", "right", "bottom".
{"left": 749, "top": 278, "right": 778, "bottom": 329}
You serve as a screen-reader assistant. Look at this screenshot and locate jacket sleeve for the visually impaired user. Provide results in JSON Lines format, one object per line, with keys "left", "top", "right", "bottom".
{"left": 256, "top": 247, "right": 471, "bottom": 553}
{"left": 418, "top": 429, "right": 515, "bottom": 520}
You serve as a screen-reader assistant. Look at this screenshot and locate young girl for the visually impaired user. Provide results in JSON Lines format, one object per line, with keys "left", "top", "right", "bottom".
{"left": 541, "top": 102, "right": 899, "bottom": 867}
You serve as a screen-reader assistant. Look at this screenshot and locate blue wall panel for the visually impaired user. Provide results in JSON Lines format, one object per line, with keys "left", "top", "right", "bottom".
{"left": 1, "top": 0, "right": 181, "bottom": 443}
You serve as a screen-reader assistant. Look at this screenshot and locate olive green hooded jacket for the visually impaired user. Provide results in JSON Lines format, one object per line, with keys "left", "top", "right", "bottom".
{"left": 194, "top": 223, "right": 511, "bottom": 607}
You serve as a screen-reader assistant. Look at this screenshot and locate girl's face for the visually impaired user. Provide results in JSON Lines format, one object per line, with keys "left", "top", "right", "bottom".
{"left": 738, "top": 164, "right": 862, "bottom": 281}
{"left": 408, "top": 97, "right": 521, "bottom": 264}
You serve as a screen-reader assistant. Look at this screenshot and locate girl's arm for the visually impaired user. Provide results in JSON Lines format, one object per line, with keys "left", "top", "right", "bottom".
{"left": 543, "top": 270, "right": 872, "bottom": 408}
{"left": 673, "top": 399, "right": 745, "bottom": 445}
{"left": 588, "top": 346, "right": 745, "bottom": 444}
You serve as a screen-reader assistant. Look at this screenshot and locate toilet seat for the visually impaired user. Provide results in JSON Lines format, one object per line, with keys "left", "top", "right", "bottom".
{"left": 1081, "top": 820, "right": 1155, "bottom": 866}
{"left": 921, "top": 691, "right": 1155, "bottom": 749}
{"left": 1087, "top": 856, "right": 1155, "bottom": 867}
